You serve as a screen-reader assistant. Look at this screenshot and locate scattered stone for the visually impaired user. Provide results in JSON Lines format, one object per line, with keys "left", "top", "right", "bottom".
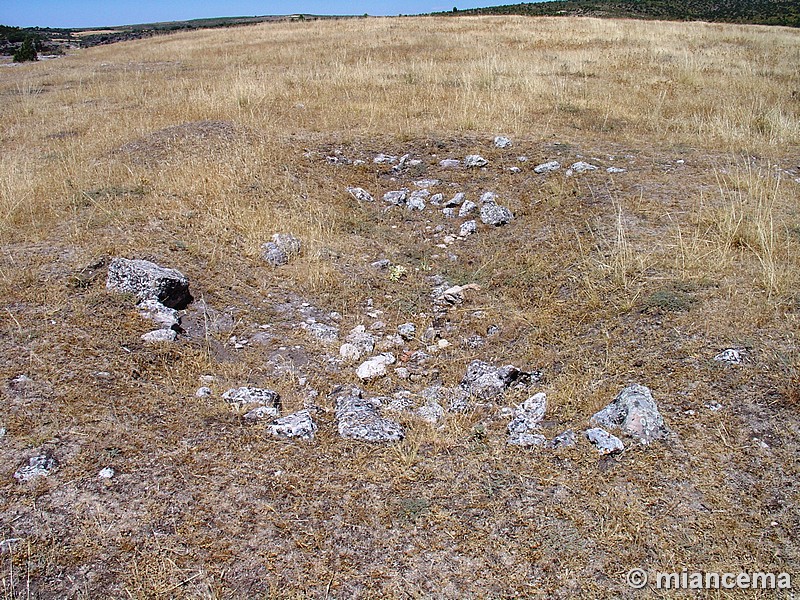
{"left": 407, "top": 191, "right": 427, "bottom": 211}
{"left": 269, "top": 409, "right": 317, "bottom": 440}
{"left": 714, "top": 348, "right": 744, "bottom": 365}
{"left": 443, "top": 235, "right": 456, "bottom": 244}
{"left": 534, "top": 161, "right": 560, "bottom": 174}
{"left": 244, "top": 405, "right": 280, "bottom": 420}
{"left": 137, "top": 298, "right": 180, "bottom": 329}
{"left": 439, "top": 158, "right": 462, "bottom": 168}
{"left": 494, "top": 136, "right": 512, "bottom": 148}
{"left": 347, "top": 187, "right": 374, "bottom": 202}
{"left": 480, "top": 191, "right": 497, "bottom": 204}
{"left": 345, "top": 326, "right": 376, "bottom": 357}
{"left": 435, "top": 283, "right": 481, "bottom": 307}
{"left": 509, "top": 432, "right": 547, "bottom": 447}
{"left": 569, "top": 161, "right": 598, "bottom": 174}
{"left": 374, "top": 153, "right": 398, "bottom": 164}
{"left": 550, "top": 429, "right": 576, "bottom": 448}
{"left": 606, "top": 167, "right": 626, "bottom": 174}
{"left": 383, "top": 190, "right": 408, "bottom": 205}
{"left": 398, "top": 323, "right": 416, "bottom": 340}
{"left": 591, "top": 384, "right": 669, "bottom": 444}
{"left": 356, "top": 353, "right": 396, "bottom": 381}
{"left": 464, "top": 155, "right": 488, "bottom": 168}
{"left": 444, "top": 192, "right": 466, "bottom": 208}
{"left": 340, "top": 343, "right": 362, "bottom": 362}
{"left": 460, "top": 360, "right": 540, "bottom": 401}
{"left": 508, "top": 166, "right": 521, "bottom": 173}
{"left": 480, "top": 203, "right": 514, "bottom": 226}
{"left": 459, "top": 220, "right": 477, "bottom": 237}
{"left": 586, "top": 427, "right": 624, "bottom": 455}
{"left": 262, "top": 233, "right": 302, "bottom": 267}
{"left": 507, "top": 392, "right": 547, "bottom": 446}
{"left": 517, "top": 156, "right": 528, "bottom": 162}
{"left": 442, "top": 208, "right": 457, "bottom": 218}
{"left": 303, "top": 322, "right": 339, "bottom": 343}
{"left": 0, "top": 427, "right": 5, "bottom": 439}
{"left": 14, "top": 454, "right": 58, "bottom": 483}
{"left": 416, "top": 400, "right": 445, "bottom": 424}
{"left": 98, "top": 467, "right": 115, "bottom": 479}
{"left": 335, "top": 395, "right": 404, "bottom": 442}
{"left": 458, "top": 200, "right": 477, "bottom": 217}
{"left": 430, "top": 193, "right": 444, "bottom": 205}
{"left": 222, "top": 387, "right": 280, "bottom": 411}
{"left": 141, "top": 328, "right": 177, "bottom": 343}
{"left": 107, "top": 258, "right": 192, "bottom": 309}
{"left": 195, "top": 386, "right": 212, "bottom": 398}
{"left": 371, "top": 258, "right": 392, "bottom": 270}
{"left": 414, "top": 179, "right": 439, "bottom": 188}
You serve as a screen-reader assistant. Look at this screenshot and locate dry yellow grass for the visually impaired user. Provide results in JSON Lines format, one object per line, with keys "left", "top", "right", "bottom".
{"left": 0, "top": 15, "right": 799, "bottom": 599}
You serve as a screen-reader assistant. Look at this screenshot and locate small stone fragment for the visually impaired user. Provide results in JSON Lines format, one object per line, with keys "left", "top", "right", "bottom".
{"left": 714, "top": 349, "right": 744, "bottom": 365}
{"left": 458, "top": 200, "right": 477, "bottom": 217}
{"left": 494, "top": 136, "right": 512, "bottom": 148}
{"left": 356, "top": 353, "right": 396, "bottom": 381}
{"left": 398, "top": 323, "right": 416, "bottom": 340}
{"left": 439, "top": 159, "right": 461, "bottom": 168}
{"left": 534, "top": 161, "right": 560, "bottom": 174}
{"left": 335, "top": 395, "right": 404, "bottom": 442}
{"left": 459, "top": 220, "right": 477, "bottom": 237}
{"left": 606, "top": 167, "right": 626, "bottom": 174}
{"left": 347, "top": 187, "right": 374, "bottom": 202}
{"left": 222, "top": 387, "right": 280, "bottom": 411}
{"left": 383, "top": 190, "right": 408, "bottom": 205}
{"left": 430, "top": 193, "right": 444, "bottom": 205}
{"left": 262, "top": 233, "right": 302, "bottom": 267}
{"left": 586, "top": 427, "right": 624, "bottom": 455}
{"left": 590, "top": 384, "right": 669, "bottom": 444}
{"left": 303, "top": 322, "right": 339, "bottom": 343}
{"left": 460, "top": 360, "right": 540, "bottom": 401}
{"left": 464, "top": 155, "right": 488, "bottom": 168}
{"left": 569, "top": 161, "right": 598, "bottom": 173}
{"left": 141, "top": 329, "right": 177, "bottom": 343}
{"left": 98, "top": 467, "right": 115, "bottom": 479}
{"left": 14, "top": 454, "right": 58, "bottom": 483}
{"left": 479, "top": 203, "right": 514, "bottom": 226}
{"left": 550, "top": 429, "right": 576, "bottom": 448}
{"left": 416, "top": 400, "right": 445, "bottom": 424}
{"left": 195, "top": 386, "right": 212, "bottom": 398}
{"left": 270, "top": 410, "right": 317, "bottom": 440}
{"left": 244, "top": 405, "right": 280, "bottom": 420}
{"left": 444, "top": 192, "right": 465, "bottom": 208}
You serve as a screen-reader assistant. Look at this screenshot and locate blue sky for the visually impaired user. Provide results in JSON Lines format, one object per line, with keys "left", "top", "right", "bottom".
{"left": 0, "top": 0, "right": 509, "bottom": 28}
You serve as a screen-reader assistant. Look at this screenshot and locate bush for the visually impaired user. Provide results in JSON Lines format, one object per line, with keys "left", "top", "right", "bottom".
{"left": 13, "top": 37, "right": 38, "bottom": 63}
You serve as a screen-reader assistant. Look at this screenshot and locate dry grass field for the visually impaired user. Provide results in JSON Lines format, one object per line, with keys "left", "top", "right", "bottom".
{"left": 1, "top": 15, "right": 799, "bottom": 599}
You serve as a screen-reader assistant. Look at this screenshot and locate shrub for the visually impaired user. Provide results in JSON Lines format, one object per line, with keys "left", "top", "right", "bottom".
{"left": 13, "top": 37, "right": 38, "bottom": 63}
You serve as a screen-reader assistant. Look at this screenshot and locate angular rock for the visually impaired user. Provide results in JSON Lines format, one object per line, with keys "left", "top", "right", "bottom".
{"left": 107, "top": 258, "right": 192, "bottom": 309}
{"left": 458, "top": 200, "right": 477, "bottom": 217}
{"left": 480, "top": 191, "right": 497, "bottom": 204}
{"left": 345, "top": 326, "right": 376, "bottom": 355}
{"left": 196, "top": 386, "right": 212, "bottom": 398}
{"left": 550, "top": 429, "right": 576, "bottom": 448}
{"left": 569, "top": 161, "right": 598, "bottom": 173}
{"left": 137, "top": 298, "right": 180, "bottom": 329}
{"left": 416, "top": 400, "right": 445, "bottom": 424}
{"left": 262, "top": 233, "right": 302, "bottom": 267}
{"left": 714, "top": 349, "right": 743, "bottom": 365}
{"left": 534, "top": 161, "right": 561, "bottom": 174}
{"left": 464, "top": 155, "right": 488, "bottom": 168}
{"left": 442, "top": 208, "right": 457, "bottom": 218}
{"left": 244, "top": 405, "right": 280, "bottom": 420}
{"left": 222, "top": 387, "right": 280, "bottom": 411}
{"left": 383, "top": 190, "right": 408, "bottom": 205}
{"left": 439, "top": 158, "right": 462, "bottom": 168}
{"left": 269, "top": 409, "right": 317, "bottom": 440}
{"left": 507, "top": 392, "right": 547, "bottom": 445}
{"left": 141, "top": 328, "right": 177, "bottom": 343}
{"left": 98, "top": 467, "right": 115, "bottom": 479}
{"left": 347, "top": 187, "right": 374, "bottom": 202}
{"left": 591, "top": 384, "right": 669, "bottom": 444}
{"left": 14, "top": 454, "right": 58, "bottom": 483}
{"left": 414, "top": 179, "right": 439, "bottom": 188}
{"left": 397, "top": 322, "right": 416, "bottom": 340}
{"left": 480, "top": 203, "right": 514, "bottom": 226}
{"left": 444, "top": 192, "right": 466, "bottom": 208}
{"left": 340, "top": 343, "right": 362, "bottom": 362}
{"left": 434, "top": 283, "right": 480, "bottom": 308}
{"left": 303, "top": 322, "right": 339, "bottom": 343}
{"left": 459, "top": 220, "right": 477, "bottom": 237}
{"left": 356, "top": 353, "right": 396, "bottom": 381}
{"left": 606, "top": 167, "right": 626, "bottom": 174}
{"left": 430, "top": 193, "right": 444, "bottom": 205}
{"left": 509, "top": 433, "right": 547, "bottom": 447}
{"left": 374, "top": 153, "right": 398, "bottom": 164}
{"left": 407, "top": 190, "right": 428, "bottom": 211}
{"left": 494, "top": 136, "right": 512, "bottom": 148}
{"left": 371, "top": 258, "right": 392, "bottom": 270}
{"left": 335, "top": 395, "right": 404, "bottom": 442}
{"left": 586, "top": 427, "right": 624, "bottom": 455}
{"left": 460, "top": 360, "right": 540, "bottom": 401}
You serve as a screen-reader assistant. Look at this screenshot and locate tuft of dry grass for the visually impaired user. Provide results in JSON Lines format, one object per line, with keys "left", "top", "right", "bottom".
{"left": 0, "top": 14, "right": 798, "bottom": 599}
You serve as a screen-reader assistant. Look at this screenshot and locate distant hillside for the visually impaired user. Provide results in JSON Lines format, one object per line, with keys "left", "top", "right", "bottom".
{"left": 443, "top": 0, "right": 800, "bottom": 27}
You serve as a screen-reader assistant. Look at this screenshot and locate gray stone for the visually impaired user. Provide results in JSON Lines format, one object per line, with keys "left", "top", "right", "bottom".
{"left": 137, "top": 298, "right": 180, "bottom": 329}
{"left": 371, "top": 259, "right": 392, "bottom": 270}
{"left": 356, "top": 353, "right": 396, "bottom": 381}
{"left": 269, "top": 409, "right": 317, "bottom": 440}
{"left": 444, "top": 192, "right": 466, "bottom": 208}
{"left": 141, "top": 328, "right": 177, "bottom": 343}
{"left": 550, "top": 429, "right": 576, "bottom": 448}
{"left": 407, "top": 190, "right": 428, "bottom": 211}
{"left": 569, "top": 161, "right": 598, "bottom": 173}
{"left": 347, "top": 187, "right": 374, "bottom": 202}
{"left": 430, "top": 193, "right": 444, "bottom": 205}
{"left": 346, "top": 326, "right": 376, "bottom": 355}
{"left": 439, "top": 159, "right": 462, "bottom": 168}
{"left": 480, "top": 203, "right": 514, "bottom": 226}
{"left": 222, "top": 387, "right": 280, "bottom": 411}
{"left": 606, "top": 167, "right": 626, "bottom": 174}
{"left": 303, "top": 322, "right": 339, "bottom": 343}
{"left": 442, "top": 208, "right": 457, "bottom": 218}
{"left": 398, "top": 322, "right": 416, "bottom": 340}
{"left": 244, "top": 405, "right": 280, "bottom": 420}
{"left": 461, "top": 360, "right": 540, "bottom": 401}
{"left": 262, "top": 233, "right": 302, "bottom": 267}
{"left": 335, "top": 395, "right": 404, "bottom": 442}
{"left": 507, "top": 392, "right": 547, "bottom": 445}
{"left": 458, "top": 200, "right": 477, "bottom": 217}
{"left": 534, "top": 161, "right": 560, "bottom": 174}
{"left": 98, "top": 467, "right": 115, "bottom": 479}
{"left": 383, "top": 190, "right": 408, "bottom": 205}
{"left": 586, "top": 427, "right": 624, "bottom": 455}
{"left": 590, "top": 384, "right": 669, "bottom": 444}
{"left": 459, "top": 220, "right": 477, "bottom": 237}
{"left": 509, "top": 433, "right": 547, "bottom": 447}
{"left": 107, "top": 258, "right": 192, "bottom": 309}
{"left": 14, "top": 454, "right": 58, "bottom": 482}
{"left": 195, "top": 386, "right": 212, "bottom": 398}
{"left": 464, "top": 155, "right": 488, "bottom": 168}
{"left": 480, "top": 191, "right": 497, "bottom": 204}
{"left": 416, "top": 400, "right": 445, "bottom": 424}
{"left": 714, "top": 349, "right": 744, "bottom": 365}
{"left": 494, "top": 136, "right": 512, "bottom": 148}
{"left": 374, "top": 154, "right": 398, "bottom": 164}
{"left": 414, "top": 179, "right": 439, "bottom": 188}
